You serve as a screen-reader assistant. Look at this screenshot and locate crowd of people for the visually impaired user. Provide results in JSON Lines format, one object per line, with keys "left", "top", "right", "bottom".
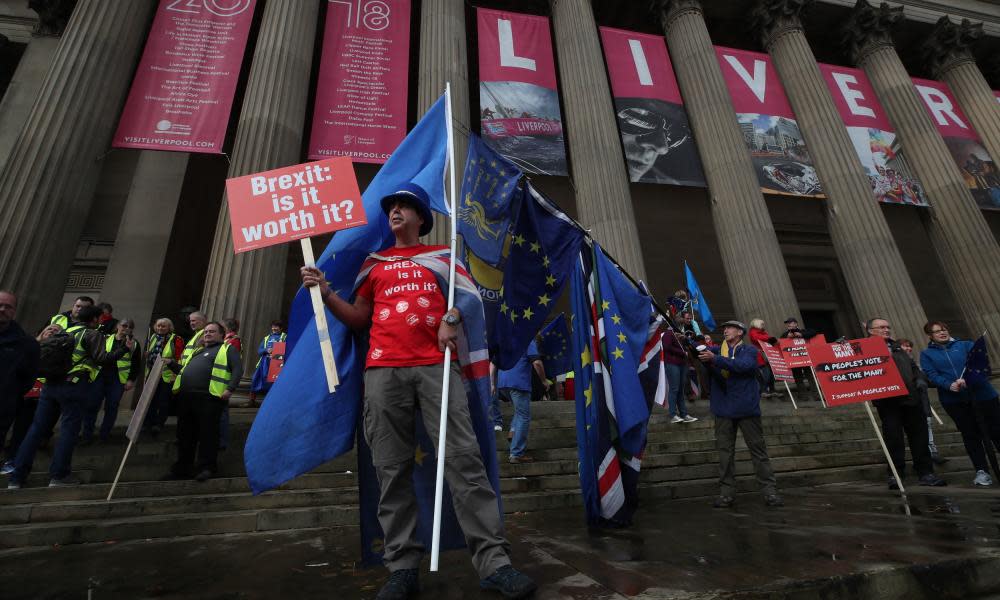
{"left": 0, "top": 291, "right": 285, "bottom": 488}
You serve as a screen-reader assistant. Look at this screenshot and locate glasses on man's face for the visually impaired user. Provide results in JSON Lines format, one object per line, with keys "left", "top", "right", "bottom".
{"left": 930, "top": 328, "right": 948, "bottom": 334}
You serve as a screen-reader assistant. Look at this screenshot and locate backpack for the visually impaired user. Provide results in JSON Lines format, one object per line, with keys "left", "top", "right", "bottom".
{"left": 37, "top": 330, "right": 82, "bottom": 382}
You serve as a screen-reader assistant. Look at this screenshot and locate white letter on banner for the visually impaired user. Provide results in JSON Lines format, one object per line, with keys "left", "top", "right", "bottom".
{"left": 498, "top": 19, "right": 536, "bottom": 71}
{"left": 915, "top": 85, "right": 968, "bottom": 129}
{"left": 628, "top": 39, "right": 653, "bottom": 86}
{"left": 724, "top": 55, "right": 767, "bottom": 103}
{"left": 832, "top": 72, "right": 876, "bottom": 118}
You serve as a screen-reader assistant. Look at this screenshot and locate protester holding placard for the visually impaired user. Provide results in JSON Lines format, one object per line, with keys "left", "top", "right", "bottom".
{"left": 698, "top": 320, "right": 782, "bottom": 509}
{"left": 143, "top": 318, "right": 185, "bottom": 438}
{"left": 249, "top": 321, "right": 286, "bottom": 406}
{"left": 920, "top": 321, "right": 999, "bottom": 487}
{"left": 780, "top": 318, "right": 818, "bottom": 399}
{"left": 867, "top": 318, "right": 946, "bottom": 489}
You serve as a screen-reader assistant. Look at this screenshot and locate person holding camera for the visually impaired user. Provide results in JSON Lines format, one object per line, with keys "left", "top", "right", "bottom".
{"left": 779, "top": 318, "right": 818, "bottom": 399}
{"left": 699, "top": 320, "right": 782, "bottom": 509}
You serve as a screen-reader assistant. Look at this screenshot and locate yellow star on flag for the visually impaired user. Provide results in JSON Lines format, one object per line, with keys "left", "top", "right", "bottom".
{"left": 500, "top": 302, "right": 509, "bottom": 314}
{"left": 581, "top": 345, "right": 592, "bottom": 367}
{"left": 537, "top": 294, "right": 550, "bottom": 306}
{"left": 542, "top": 256, "right": 550, "bottom": 268}
{"left": 512, "top": 234, "right": 526, "bottom": 247}
{"left": 584, "top": 386, "right": 593, "bottom": 407}
{"left": 611, "top": 314, "right": 621, "bottom": 325}
{"left": 545, "top": 274, "right": 556, "bottom": 287}
{"left": 414, "top": 445, "right": 427, "bottom": 466}
{"left": 529, "top": 241, "right": 541, "bottom": 253}
{"left": 510, "top": 311, "right": 519, "bottom": 323}
{"left": 617, "top": 331, "right": 626, "bottom": 343}
{"left": 522, "top": 307, "right": 534, "bottom": 320}
{"left": 613, "top": 347, "right": 624, "bottom": 360}
{"left": 601, "top": 300, "right": 610, "bottom": 311}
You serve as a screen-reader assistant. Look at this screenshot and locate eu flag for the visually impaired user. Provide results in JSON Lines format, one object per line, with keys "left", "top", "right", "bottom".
{"left": 458, "top": 135, "right": 521, "bottom": 266}
{"left": 965, "top": 335, "right": 992, "bottom": 386}
{"left": 539, "top": 313, "right": 572, "bottom": 378}
{"left": 684, "top": 261, "right": 716, "bottom": 331}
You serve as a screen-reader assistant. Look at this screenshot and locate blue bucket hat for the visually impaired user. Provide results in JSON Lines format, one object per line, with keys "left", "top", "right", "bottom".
{"left": 380, "top": 183, "right": 434, "bottom": 236}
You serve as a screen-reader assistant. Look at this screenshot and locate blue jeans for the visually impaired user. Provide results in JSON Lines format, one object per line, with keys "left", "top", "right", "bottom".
{"left": 506, "top": 388, "right": 531, "bottom": 458}
{"left": 664, "top": 362, "right": 688, "bottom": 418}
{"left": 84, "top": 373, "right": 124, "bottom": 441}
{"left": 12, "top": 379, "right": 91, "bottom": 483}
{"left": 488, "top": 392, "right": 503, "bottom": 428}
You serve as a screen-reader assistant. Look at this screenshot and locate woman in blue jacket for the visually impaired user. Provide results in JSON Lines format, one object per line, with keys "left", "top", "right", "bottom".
{"left": 919, "top": 320, "right": 999, "bottom": 487}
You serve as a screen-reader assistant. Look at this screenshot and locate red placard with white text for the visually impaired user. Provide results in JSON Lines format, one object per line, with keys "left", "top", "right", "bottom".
{"left": 266, "top": 342, "right": 286, "bottom": 383}
{"left": 225, "top": 157, "right": 365, "bottom": 254}
{"left": 777, "top": 334, "right": 826, "bottom": 368}
{"left": 808, "top": 337, "right": 908, "bottom": 406}
{"left": 759, "top": 341, "right": 792, "bottom": 381}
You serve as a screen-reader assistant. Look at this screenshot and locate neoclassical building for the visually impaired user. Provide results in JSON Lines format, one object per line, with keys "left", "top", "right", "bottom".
{"left": 1, "top": 0, "right": 999, "bottom": 361}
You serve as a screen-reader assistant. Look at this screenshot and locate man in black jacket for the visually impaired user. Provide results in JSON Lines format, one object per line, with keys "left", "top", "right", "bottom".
{"left": 0, "top": 291, "right": 40, "bottom": 461}
{"left": 7, "top": 305, "right": 134, "bottom": 489}
{"left": 867, "top": 317, "right": 946, "bottom": 489}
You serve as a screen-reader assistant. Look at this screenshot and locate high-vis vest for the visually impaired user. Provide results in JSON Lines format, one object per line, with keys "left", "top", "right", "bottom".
{"left": 146, "top": 333, "right": 179, "bottom": 383}
{"left": 180, "top": 329, "right": 204, "bottom": 366}
{"left": 104, "top": 336, "right": 132, "bottom": 384}
{"left": 172, "top": 342, "right": 233, "bottom": 398}
{"left": 66, "top": 325, "right": 100, "bottom": 383}
{"left": 255, "top": 332, "right": 287, "bottom": 369}
{"left": 50, "top": 313, "right": 69, "bottom": 329}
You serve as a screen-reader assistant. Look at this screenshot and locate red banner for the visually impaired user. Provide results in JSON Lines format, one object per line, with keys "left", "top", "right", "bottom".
{"left": 913, "top": 77, "right": 1000, "bottom": 210}
{"left": 477, "top": 8, "right": 567, "bottom": 176}
{"left": 112, "top": 0, "right": 256, "bottom": 154}
{"left": 714, "top": 46, "right": 822, "bottom": 198}
{"left": 777, "top": 334, "right": 826, "bottom": 368}
{"left": 266, "top": 341, "right": 286, "bottom": 383}
{"left": 307, "top": 0, "right": 412, "bottom": 164}
{"left": 759, "top": 341, "right": 792, "bottom": 381}
{"left": 808, "top": 337, "right": 908, "bottom": 406}
{"left": 599, "top": 27, "right": 705, "bottom": 187}
{"left": 819, "top": 63, "right": 928, "bottom": 206}
{"left": 225, "top": 157, "right": 365, "bottom": 253}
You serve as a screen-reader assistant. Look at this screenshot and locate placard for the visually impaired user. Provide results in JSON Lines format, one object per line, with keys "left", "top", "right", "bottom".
{"left": 225, "top": 157, "right": 365, "bottom": 253}
{"left": 113, "top": 0, "right": 256, "bottom": 153}
{"left": 266, "top": 341, "right": 286, "bottom": 383}
{"left": 808, "top": 337, "right": 908, "bottom": 406}
{"left": 759, "top": 340, "right": 792, "bottom": 382}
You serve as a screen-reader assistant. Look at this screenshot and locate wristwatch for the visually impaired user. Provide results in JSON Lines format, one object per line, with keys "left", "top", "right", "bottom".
{"left": 442, "top": 312, "right": 461, "bottom": 327}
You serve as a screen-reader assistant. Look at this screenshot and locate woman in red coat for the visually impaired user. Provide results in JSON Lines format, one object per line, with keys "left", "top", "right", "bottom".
{"left": 749, "top": 319, "right": 777, "bottom": 398}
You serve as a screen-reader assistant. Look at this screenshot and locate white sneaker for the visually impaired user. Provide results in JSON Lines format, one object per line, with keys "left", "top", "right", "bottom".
{"left": 493, "top": 425, "right": 503, "bottom": 432}
{"left": 973, "top": 470, "right": 993, "bottom": 487}
{"left": 670, "top": 415, "right": 684, "bottom": 424}
{"left": 682, "top": 415, "right": 699, "bottom": 423}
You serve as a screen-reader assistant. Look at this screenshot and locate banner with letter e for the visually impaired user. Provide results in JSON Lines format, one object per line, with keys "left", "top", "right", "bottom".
{"left": 225, "top": 157, "right": 366, "bottom": 392}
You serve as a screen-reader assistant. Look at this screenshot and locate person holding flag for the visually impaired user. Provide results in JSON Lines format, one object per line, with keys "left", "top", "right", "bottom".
{"left": 920, "top": 322, "right": 999, "bottom": 487}
{"left": 299, "top": 184, "right": 535, "bottom": 600}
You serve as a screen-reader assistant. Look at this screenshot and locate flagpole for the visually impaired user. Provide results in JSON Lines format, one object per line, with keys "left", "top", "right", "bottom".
{"left": 430, "top": 83, "right": 459, "bottom": 572}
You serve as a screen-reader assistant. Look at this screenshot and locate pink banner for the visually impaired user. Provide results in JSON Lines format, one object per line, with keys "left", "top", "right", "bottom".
{"left": 820, "top": 64, "right": 927, "bottom": 206}
{"left": 913, "top": 77, "right": 1000, "bottom": 210}
{"left": 112, "top": 0, "right": 256, "bottom": 154}
{"left": 715, "top": 46, "right": 822, "bottom": 197}
{"left": 477, "top": 8, "right": 567, "bottom": 176}
{"left": 600, "top": 27, "right": 705, "bottom": 187}
{"left": 307, "top": 0, "right": 412, "bottom": 164}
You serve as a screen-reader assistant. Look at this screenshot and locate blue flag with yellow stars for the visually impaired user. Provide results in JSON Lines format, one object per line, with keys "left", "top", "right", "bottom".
{"left": 965, "top": 335, "right": 992, "bottom": 386}
{"left": 488, "top": 183, "right": 584, "bottom": 370}
{"left": 539, "top": 313, "right": 572, "bottom": 377}
{"left": 458, "top": 134, "right": 522, "bottom": 266}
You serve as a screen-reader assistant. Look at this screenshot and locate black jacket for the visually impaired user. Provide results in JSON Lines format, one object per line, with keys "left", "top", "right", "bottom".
{"left": 874, "top": 338, "right": 926, "bottom": 408}
{"left": 0, "top": 321, "right": 40, "bottom": 405}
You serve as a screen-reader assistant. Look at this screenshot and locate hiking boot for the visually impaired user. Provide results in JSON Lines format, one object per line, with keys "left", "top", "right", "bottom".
{"left": 713, "top": 495, "right": 735, "bottom": 509}
{"left": 480, "top": 564, "right": 537, "bottom": 599}
{"left": 375, "top": 568, "right": 419, "bottom": 600}
{"left": 764, "top": 494, "right": 784, "bottom": 507}
{"left": 48, "top": 475, "right": 81, "bottom": 487}
{"left": 973, "top": 470, "right": 993, "bottom": 487}
{"left": 918, "top": 474, "right": 947, "bottom": 487}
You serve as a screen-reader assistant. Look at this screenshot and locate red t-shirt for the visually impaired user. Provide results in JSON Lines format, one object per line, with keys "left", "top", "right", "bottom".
{"left": 357, "top": 244, "right": 449, "bottom": 368}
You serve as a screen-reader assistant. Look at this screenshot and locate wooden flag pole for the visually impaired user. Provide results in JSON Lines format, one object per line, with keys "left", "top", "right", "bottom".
{"left": 929, "top": 405, "right": 944, "bottom": 426}
{"left": 431, "top": 82, "right": 459, "bottom": 572}
{"left": 106, "top": 440, "right": 135, "bottom": 502}
{"left": 811, "top": 366, "right": 827, "bottom": 408}
{"left": 783, "top": 380, "right": 798, "bottom": 410}
{"left": 300, "top": 237, "right": 339, "bottom": 393}
{"left": 108, "top": 355, "right": 164, "bottom": 502}
{"left": 863, "top": 400, "right": 910, "bottom": 515}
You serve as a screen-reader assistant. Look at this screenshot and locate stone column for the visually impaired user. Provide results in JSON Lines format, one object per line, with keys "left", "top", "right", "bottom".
{"left": 655, "top": 0, "right": 799, "bottom": 330}
{"left": 417, "top": 0, "right": 470, "bottom": 245}
{"left": 101, "top": 152, "right": 190, "bottom": 331}
{"left": 200, "top": 0, "right": 319, "bottom": 372}
{"left": 550, "top": 0, "right": 646, "bottom": 280}
{"left": 923, "top": 17, "right": 1000, "bottom": 172}
{"left": 0, "top": 31, "right": 59, "bottom": 171}
{"left": 751, "top": 0, "right": 927, "bottom": 342}
{"left": 844, "top": 1, "right": 1000, "bottom": 355}
{"left": 0, "top": 0, "right": 156, "bottom": 330}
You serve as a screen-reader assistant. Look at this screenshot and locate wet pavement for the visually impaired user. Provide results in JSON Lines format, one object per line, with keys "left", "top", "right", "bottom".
{"left": 4, "top": 481, "right": 1000, "bottom": 599}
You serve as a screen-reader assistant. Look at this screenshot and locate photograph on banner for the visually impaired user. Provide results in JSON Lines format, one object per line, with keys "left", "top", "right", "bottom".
{"left": 307, "top": 0, "right": 411, "bottom": 164}
{"left": 913, "top": 78, "right": 1000, "bottom": 210}
{"left": 808, "top": 337, "right": 908, "bottom": 407}
{"left": 777, "top": 334, "right": 826, "bottom": 368}
{"left": 759, "top": 340, "right": 792, "bottom": 382}
{"left": 266, "top": 341, "right": 286, "bottom": 383}
{"left": 715, "top": 46, "right": 823, "bottom": 198}
{"left": 225, "top": 157, "right": 365, "bottom": 253}
{"left": 599, "top": 27, "right": 706, "bottom": 187}
{"left": 477, "top": 8, "right": 567, "bottom": 176}
{"left": 819, "top": 64, "right": 928, "bottom": 206}
{"left": 112, "top": 0, "right": 256, "bottom": 153}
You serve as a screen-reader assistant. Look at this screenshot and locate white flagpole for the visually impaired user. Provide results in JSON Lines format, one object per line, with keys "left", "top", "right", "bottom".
{"left": 430, "top": 83, "right": 459, "bottom": 572}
